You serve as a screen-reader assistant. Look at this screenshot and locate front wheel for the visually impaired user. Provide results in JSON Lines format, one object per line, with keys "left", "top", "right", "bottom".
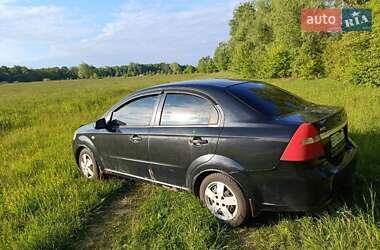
{"left": 199, "top": 173, "right": 249, "bottom": 227}
{"left": 78, "top": 148, "right": 100, "bottom": 180}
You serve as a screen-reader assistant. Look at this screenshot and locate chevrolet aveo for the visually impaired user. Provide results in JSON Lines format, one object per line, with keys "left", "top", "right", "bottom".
{"left": 72, "top": 79, "right": 357, "bottom": 226}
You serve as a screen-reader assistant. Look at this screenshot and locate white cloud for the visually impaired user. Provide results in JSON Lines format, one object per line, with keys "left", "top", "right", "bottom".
{"left": 56, "top": 0, "right": 238, "bottom": 66}
{"left": 0, "top": 1, "right": 94, "bottom": 66}
{"left": 1, "top": 5, "right": 65, "bottom": 40}
{"left": 0, "top": 0, "right": 242, "bottom": 67}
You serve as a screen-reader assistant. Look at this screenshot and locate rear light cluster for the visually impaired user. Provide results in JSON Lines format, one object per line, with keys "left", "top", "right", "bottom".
{"left": 280, "top": 123, "right": 325, "bottom": 162}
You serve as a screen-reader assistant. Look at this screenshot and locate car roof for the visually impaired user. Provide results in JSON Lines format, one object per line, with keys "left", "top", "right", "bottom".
{"left": 139, "top": 79, "right": 248, "bottom": 92}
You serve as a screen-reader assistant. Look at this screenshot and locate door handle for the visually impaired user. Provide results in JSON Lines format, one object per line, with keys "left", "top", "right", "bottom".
{"left": 190, "top": 137, "right": 208, "bottom": 146}
{"left": 130, "top": 135, "right": 143, "bottom": 143}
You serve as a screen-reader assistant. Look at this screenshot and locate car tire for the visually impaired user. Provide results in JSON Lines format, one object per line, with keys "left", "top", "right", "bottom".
{"left": 199, "top": 173, "right": 249, "bottom": 227}
{"left": 78, "top": 148, "right": 100, "bottom": 180}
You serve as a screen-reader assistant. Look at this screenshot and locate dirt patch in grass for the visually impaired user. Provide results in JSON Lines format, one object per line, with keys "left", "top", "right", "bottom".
{"left": 68, "top": 182, "right": 149, "bottom": 250}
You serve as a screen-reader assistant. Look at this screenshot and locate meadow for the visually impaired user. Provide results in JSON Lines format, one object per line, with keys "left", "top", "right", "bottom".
{"left": 0, "top": 74, "right": 379, "bottom": 249}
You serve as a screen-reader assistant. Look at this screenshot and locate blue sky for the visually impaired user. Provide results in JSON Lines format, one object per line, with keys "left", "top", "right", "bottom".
{"left": 0, "top": 0, "right": 243, "bottom": 68}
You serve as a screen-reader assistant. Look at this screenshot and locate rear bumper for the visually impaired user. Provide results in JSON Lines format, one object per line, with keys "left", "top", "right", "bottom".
{"left": 235, "top": 138, "right": 357, "bottom": 213}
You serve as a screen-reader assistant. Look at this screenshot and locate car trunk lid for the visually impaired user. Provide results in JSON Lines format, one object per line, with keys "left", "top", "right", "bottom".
{"left": 278, "top": 104, "right": 348, "bottom": 161}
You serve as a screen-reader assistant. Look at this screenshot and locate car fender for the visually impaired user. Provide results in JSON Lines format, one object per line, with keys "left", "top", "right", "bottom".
{"left": 74, "top": 135, "right": 104, "bottom": 171}
{"left": 186, "top": 154, "right": 260, "bottom": 200}
{"left": 185, "top": 154, "right": 215, "bottom": 185}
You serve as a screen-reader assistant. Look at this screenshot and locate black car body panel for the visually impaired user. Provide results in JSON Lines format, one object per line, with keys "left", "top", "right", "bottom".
{"left": 73, "top": 79, "right": 357, "bottom": 214}
{"left": 147, "top": 126, "right": 221, "bottom": 186}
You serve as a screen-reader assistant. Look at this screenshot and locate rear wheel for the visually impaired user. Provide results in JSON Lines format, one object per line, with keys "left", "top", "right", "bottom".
{"left": 78, "top": 148, "right": 100, "bottom": 180}
{"left": 199, "top": 173, "right": 249, "bottom": 227}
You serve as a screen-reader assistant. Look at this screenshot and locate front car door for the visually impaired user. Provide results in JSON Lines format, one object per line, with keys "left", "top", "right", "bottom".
{"left": 96, "top": 93, "right": 160, "bottom": 178}
{"left": 148, "top": 91, "right": 223, "bottom": 187}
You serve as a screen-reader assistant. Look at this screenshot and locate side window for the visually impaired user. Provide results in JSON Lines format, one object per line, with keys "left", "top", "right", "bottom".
{"left": 160, "top": 93, "right": 218, "bottom": 126}
{"left": 112, "top": 95, "right": 158, "bottom": 126}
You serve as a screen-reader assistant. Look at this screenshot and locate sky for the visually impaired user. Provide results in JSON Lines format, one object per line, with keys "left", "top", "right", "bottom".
{"left": 0, "top": 0, "right": 243, "bottom": 68}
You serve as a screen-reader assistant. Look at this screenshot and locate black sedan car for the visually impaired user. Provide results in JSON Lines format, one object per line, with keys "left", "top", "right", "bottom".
{"left": 72, "top": 79, "right": 357, "bottom": 226}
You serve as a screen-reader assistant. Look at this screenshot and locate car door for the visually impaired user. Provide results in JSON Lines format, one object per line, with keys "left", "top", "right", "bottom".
{"left": 148, "top": 91, "right": 223, "bottom": 187}
{"left": 96, "top": 94, "right": 160, "bottom": 178}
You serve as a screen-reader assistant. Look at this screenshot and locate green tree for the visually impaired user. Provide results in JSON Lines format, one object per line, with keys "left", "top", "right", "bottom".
{"left": 183, "top": 65, "right": 196, "bottom": 74}
{"left": 197, "top": 57, "right": 208, "bottom": 73}
{"left": 214, "top": 42, "right": 230, "bottom": 71}
{"left": 228, "top": 2, "right": 257, "bottom": 75}
{"left": 169, "top": 62, "right": 182, "bottom": 74}
{"left": 0, "top": 62, "right": 190, "bottom": 83}
{"left": 206, "top": 58, "right": 217, "bottom": 73}
{"left": 264, "top": 45, "right": 293, "bottom": 78}
{"left": 127, "top": 63, "right": 138, "bottom": 77}
{"left": 345, "top": 0, "right": 380, "bottom": 86}
{"left": 78, "top": 63, "right": 94, "bottom": 79}
{"left": 230, "top": 41, "right": 258, "bottom": 77}
{"left": 323, "top": 0, "right": 379, "bottom": 86}
{"left": 222, "top": 0, "right": 332, "bottom": 79}
{"left": 197, "top": 56, "right": 217, "bottom": 73}
{"left": 229, "top": 1, "right": 257, "bottom": 39}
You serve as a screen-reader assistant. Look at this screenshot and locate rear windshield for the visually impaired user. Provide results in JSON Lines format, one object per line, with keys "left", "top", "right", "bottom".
{"left": 227, "top": 82, "right": 309, "bottom": 117}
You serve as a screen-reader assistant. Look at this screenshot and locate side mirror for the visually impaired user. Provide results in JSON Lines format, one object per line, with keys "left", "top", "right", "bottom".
{"left": 94, "top": 118, "right": 107, "bottom": 129}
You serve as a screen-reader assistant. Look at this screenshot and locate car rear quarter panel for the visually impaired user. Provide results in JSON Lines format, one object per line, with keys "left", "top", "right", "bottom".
{"left": 216, "top": 123, "right": 295, "bottom": 172}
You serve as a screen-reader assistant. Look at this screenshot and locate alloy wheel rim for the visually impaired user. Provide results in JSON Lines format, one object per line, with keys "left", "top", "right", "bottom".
{"left": 80, "top": 153, "right": 94, "bottom": 178}
{"left": 204, "top": 181, "right": 238, "bottom": 221}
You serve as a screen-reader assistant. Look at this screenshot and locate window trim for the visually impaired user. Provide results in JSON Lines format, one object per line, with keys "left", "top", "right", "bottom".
{"left": 154, "top": 90, "right": 222, "bottom": 127}
{"left": 110, "top": 93, "right": 162, "bottom": 128}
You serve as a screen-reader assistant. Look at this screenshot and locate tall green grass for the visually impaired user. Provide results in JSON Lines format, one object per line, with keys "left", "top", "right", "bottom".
{"left": 0, "top": 74, "right": 219, "bottom": 249}
{"left": 0, "top": 74, "right": 379, "bottom": 249}
{"left": 110, "top": 186, "right": 234, "bottom": 250}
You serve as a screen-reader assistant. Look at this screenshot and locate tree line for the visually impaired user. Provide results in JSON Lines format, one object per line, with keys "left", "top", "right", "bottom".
{"left": 205, "top": 0, "right": 379, "bottom": 86}
{"left": 0, "top": 63, "right": 196, "bottom": 83}
{"left": 2, "top": 0, "right": 378, "bottom": 86}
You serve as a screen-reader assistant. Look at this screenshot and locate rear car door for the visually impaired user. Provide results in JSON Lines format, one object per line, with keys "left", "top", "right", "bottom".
{"left": 148, "top": 91, "right": 223, "bottom": 187}
{"left": 96, "top": 94, "right": 160, "bottom": 177}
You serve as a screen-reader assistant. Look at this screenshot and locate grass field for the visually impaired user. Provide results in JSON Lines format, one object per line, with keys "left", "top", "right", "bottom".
{"left": 0, "top": 74, "right": 379, "bottom": 249}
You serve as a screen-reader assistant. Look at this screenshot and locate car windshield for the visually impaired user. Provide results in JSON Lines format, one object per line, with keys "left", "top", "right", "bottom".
{"left": 227, "top": 82, "right": 309, "bottom": 117}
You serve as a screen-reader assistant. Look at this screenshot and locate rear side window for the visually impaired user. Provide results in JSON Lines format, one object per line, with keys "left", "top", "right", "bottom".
{"left": 160, "top": 94, "right": 218, "bottom": 126}
{"left": 112, "top": 95, "right": 158, "bottom": 126}
{"left": 228, "top": 82, "right": 309, "bottom": 117}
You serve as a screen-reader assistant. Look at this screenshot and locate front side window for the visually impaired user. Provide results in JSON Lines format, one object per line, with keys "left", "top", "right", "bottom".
{"left": 160, "top": 93, "right": 218, "bottom": 126}
{"left": 112, "top": 95, "right": 158, "bottom": 126}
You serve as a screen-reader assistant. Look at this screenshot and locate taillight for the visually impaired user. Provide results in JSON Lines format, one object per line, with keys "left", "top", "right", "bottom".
{"left": 280, "top": 123, "right": 325, "bottom": 161}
